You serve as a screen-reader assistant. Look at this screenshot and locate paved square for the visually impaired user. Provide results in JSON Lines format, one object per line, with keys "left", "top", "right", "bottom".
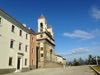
{"left": 6, "top": 66, "right": 96, "bottom": 75}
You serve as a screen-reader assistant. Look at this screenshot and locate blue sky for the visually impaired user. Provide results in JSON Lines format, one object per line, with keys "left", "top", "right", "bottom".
{"left": 0, "top": 0, "right": 100, "bottom": 61}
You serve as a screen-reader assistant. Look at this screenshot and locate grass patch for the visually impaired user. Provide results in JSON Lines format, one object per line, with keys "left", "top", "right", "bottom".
{"left": 93, "top": 66, "right": 100, "bottom": 72}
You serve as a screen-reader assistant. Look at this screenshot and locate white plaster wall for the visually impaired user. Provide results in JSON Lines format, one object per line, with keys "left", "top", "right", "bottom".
{"left": 0, "top": 15, "right": 29, "bottom": 69}
{"left": 38, "top": 19, "right": 47, "bottom": 32}
{"left": 56, "top": 56, "right": 63, "bottom": 63}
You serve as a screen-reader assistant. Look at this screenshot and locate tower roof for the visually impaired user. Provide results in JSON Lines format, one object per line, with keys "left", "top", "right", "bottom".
{"left": 47, "top": 25, "right": 52, "bottom": 29}
{"left": 39, "top": 15, "right": 45, "bottom": 19}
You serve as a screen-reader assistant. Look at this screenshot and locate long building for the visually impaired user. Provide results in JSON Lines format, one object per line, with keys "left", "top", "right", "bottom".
{"left": 0, "top": 9, "right": 30, "bottom": 74}
{"left": 55, "top": 55, "right": 67, "bottom": 66}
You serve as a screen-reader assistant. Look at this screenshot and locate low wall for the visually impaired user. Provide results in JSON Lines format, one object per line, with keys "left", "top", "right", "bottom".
{"left": 90, "top": 66, "right": 100, "bottom": 75}
{"left": 0, "top": 68, "right": 16, "bottom": 74}
{"left": 21, "top": 67, "right": 30, "bottom": 72}
{"left": 29, "top": 65, "right": 36, "bottom": 70}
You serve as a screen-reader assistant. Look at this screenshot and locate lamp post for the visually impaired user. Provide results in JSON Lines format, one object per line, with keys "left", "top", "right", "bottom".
{"left": 96, "top": 56, "right": 98, "bottom": 65}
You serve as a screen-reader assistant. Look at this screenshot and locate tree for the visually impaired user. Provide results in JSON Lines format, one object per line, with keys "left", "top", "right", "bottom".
{"left": 88, "top": 55, "right": 93, "bottom": 65}
{"left": 68, "top": 62, "right": 72, "bottom": 66}
{"left": 84, "top": 59, "right": 88, "bottom": 65}
{"left": 78, "top": 57, "right": 84, "bottom": 65}
{"left": 73, "top": 58, "right": 80, "bottom": 66}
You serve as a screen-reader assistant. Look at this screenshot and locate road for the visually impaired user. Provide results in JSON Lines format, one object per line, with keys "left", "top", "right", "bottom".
{"left": 6, "top": 66, "right": 96, "bottom": 75}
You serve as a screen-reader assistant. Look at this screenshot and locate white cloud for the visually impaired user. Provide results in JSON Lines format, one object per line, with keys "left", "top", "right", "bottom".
{"left": 72, "top": 48, "right": 90, "bottom": 54}
{"left": 64, "top": 48, "right": 91, "bottom": 56}
{"left": 63, "top": 29, "right": 100, "bottom": 40}
{"left": 91, "top": 6, "right": 100, "bottom": 20}
{"left": 56, "top": 47, "right": 100, "bottom": 56}
{"left": 63, "top": 30, "right": 94, "bottom": 39}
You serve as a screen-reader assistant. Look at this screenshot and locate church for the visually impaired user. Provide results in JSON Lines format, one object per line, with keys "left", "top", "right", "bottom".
{"left": 0, "top": 9, "right": 66, "bottom": 74}
{"left": 37, "top": 15, "right": 55, "bottom": 68}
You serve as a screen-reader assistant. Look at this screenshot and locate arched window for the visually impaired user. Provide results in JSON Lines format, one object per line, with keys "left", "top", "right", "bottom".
{"left": 50, "top": 49, "right": 52, "bottom": 54}
{"left": 40, "top": 35, "right": 43, "bottom": 38}
{"left": 40, "top": 23, "right": 43, "bottom": 28}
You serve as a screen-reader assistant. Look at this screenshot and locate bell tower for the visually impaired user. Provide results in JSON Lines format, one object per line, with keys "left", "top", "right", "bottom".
{"left": 38, "top": 15, "right": 47, "bottom": 32}
{"left": 37, "top": 15, "right": 55, "bottom": 68}
{"left": 47, "top": 25, "right": 54, "bottom": 37}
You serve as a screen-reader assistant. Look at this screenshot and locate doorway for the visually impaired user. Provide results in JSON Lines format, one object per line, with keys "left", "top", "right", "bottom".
{"left": 36, "top": 47, "right": 39, "bottom": 69}
{"left": 17, "top": 58, "right": 21, "bottom": 70}
{"left": 50, "top": 49, "right": 52, "bottom": 61}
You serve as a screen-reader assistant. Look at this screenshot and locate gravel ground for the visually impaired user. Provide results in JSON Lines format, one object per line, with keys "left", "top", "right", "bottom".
{"left": 5, "top": 66, "right": 96, "bottom": 75}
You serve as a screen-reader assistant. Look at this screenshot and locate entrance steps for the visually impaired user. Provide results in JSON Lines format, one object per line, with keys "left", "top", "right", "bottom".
{"left": 44, "top": 62, "right": 63, "bottom": 68}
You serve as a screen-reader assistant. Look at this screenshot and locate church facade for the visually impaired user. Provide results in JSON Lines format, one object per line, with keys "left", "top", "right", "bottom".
{"left": 37, "top": 15, "right": 55, "bottom": 68}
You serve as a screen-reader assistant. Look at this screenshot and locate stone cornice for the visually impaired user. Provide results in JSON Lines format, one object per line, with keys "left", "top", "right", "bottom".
{"left": 37, "top": 38, "right": 55, "bottom": 46}
{"left": 37, "top": 32, "right": 55, "bottom": 41}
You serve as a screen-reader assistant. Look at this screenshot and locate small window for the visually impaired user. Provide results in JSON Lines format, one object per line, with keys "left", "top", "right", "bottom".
{"left": 32, "top": 48, "right": 34, "bottom": 53}
{"left": 40, "top": 35, "right": 43, "bottom": 38}
{"left": 10, "top": 40, "right": 14, "bottom": 48}
{"left": 0, "top": 18, "right": 1, "bottom": 24}
{"left": 41, "top": 54, "right": 43, "bottom": 57}
{"left": 25, "top": 45, "right": 28, "bottom": 52}
{"left": 41, "top": 47, "right": 43, "bottom": 51}
{"left": 19, "top": 30, "right": 22, "bottom": 36}
{"left": 11, "top": 25, "right": 15, "bottom": 32}
{"left": 19, "top": 43, "right": 22, "bottom": 50}
{"left": 26, "top": 34, "right": 28, "bottom": 39}
{"left": 25, "top": 59, "right": 27, "bottom": 66}
{"left": 32, "top": 37, "right": 34, "bottom": 42}
{"left": 9, "top": 57, "right": 12, "bottom": 66}
{"left": 40, "top": 23, "right": 43, "bottom": 28}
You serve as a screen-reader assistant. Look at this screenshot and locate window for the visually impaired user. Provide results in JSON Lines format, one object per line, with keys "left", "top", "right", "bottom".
{"left": 0, "top": 18, "right": 1, "bottom": 24}
{"left": 19, "top": 30, "right": 22, "bottom": 36}
{"left": 40, "top": 23, "right": 43, "bottom": 28}
{"left": 19, "top": 43, "right": 22, "bottom": 50}
{"left": 32, "top": 37, "right": 34, "bottom": 42}
{"left": 41, "top": 47, "right": 43, "bottom": 51}
{"left": 32, "top": 48, "right": 34, "bottom": 53}
{"left": 11, "top": 25, "right": 15, "bottom": 32}
{"left": 40, "top": 35, "right": 43, "bottom": 38}
{"left": 25, "top": 45, "right": 28, "bottom": 52}
{"left": 26, "top": 34, "right": 28, "bottom": 39}
{"left": 41, "top": 54, "right": 43, "bottom": 57}
{"left": 9, "top": 57, "right": 12, "bottom": 66}
{"left": 25, "top": 59, "right": 27, "bottom": 66}
{"left": 10, "top": 40, "right": 14, "bottom": 48}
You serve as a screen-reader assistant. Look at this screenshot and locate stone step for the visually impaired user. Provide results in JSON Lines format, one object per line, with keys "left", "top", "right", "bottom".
{"left": 44, "top": 62, "right": 63, "bottom": 68}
